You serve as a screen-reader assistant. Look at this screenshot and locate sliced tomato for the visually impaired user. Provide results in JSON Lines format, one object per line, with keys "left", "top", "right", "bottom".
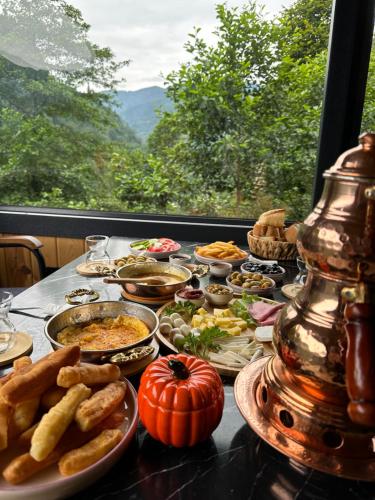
{"left": 148, "top": 238, "right": 180, "bottom": 252}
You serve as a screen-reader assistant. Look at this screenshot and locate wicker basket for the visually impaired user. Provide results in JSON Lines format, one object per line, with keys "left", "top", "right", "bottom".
{"left": 247, "top": 230, "right": 298, "bottom": 261}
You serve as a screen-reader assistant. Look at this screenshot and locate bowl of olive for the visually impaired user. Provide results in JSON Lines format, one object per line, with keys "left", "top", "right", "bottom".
{"left": 204, "top": 284, "right": 233, "bottom": 306}
{"left": 226, "top": 271, "right": 275, "bottom": 295}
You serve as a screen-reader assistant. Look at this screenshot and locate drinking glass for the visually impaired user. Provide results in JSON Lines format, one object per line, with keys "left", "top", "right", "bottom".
{"left": 294, "top": 256, "right": 307, "bottom": 285}
{"left": 0, "top": 291, "right": 16, "bottom": 354}
{"left": 85, "top": 235, "right": 110, "bottom": 264}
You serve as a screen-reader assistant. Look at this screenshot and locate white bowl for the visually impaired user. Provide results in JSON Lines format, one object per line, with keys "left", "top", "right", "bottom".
{"left": 226, "top": 275, "right": 276, "bottom": 295}
{"left": 240, "top": 262, "right": 285, "bottom": 281}
{"left": 169, "top": 253, "right": 192, "bottom": 266}
{"left": 204, "top": 284, "right": 233, "bottom": 306}
{"left": 174, "top": 288, "right": 205, "bottom": 307}
{"left": 194, "top": 250, "right": 248, "bottom": 266}
{"left": 209, "top": 262, "right": 233, "bottom": 277}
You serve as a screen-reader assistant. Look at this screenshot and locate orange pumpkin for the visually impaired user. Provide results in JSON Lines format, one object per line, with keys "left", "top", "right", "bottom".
{"left": 138, "top": 353, "right": 224, "bottom": 447}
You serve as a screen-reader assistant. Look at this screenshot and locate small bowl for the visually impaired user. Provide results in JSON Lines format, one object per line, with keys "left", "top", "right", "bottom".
{"left": 204, "top": 284, "right": 233, "bottom": 306}
{"left": 240, "top": 262, "right": 285, "bottom": 282}
{"left": 226, "top": 275, "right": 276, "bottom": 295}
{"left": 174, "top": 287, "right": 205, "bottom": 307}
{"left": 209, "top": 262, "right": 233, "bottom": 277}
{"left": 169, "top": 253, "right": 192, "bottom": 266}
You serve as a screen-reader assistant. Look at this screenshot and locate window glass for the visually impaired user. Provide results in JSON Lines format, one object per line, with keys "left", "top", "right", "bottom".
{"left": 362, "top": 34, "right": 375, "bottom": 133}
{"left": 0, "top": 0, "right": 331, "bottom": 219}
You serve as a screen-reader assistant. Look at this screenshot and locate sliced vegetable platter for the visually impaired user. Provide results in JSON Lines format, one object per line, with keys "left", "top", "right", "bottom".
{"left": 156, "top": 294, "right": 277, "bottom": 377}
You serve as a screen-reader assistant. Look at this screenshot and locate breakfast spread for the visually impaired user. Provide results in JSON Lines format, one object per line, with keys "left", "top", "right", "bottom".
{"left": 195, "top": 241, "right": 247, "bottom": 261}
{"left": 0, "top": 347, "right": 128, "bottom": 484}
{"left": 57, "top": 315, "right": 149, "bottom": 350}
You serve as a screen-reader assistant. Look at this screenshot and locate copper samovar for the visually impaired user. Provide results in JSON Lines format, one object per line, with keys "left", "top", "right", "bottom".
{"left": 235, "top": 133, "right": 375, "bottom": 480}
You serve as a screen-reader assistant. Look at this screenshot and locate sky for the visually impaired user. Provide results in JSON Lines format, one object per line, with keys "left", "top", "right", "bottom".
{"left": 72, "top": 0, "right": 293, "bottom": 91}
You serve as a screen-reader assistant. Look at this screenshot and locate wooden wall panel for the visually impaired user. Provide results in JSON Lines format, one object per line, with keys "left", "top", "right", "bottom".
{"left": 0, "top": 235, "right": 84, "bottom": 287}
{"left": 56, "top": 237, "right": 85, "bottom": 268}
{"left": 0, "top": 233, "right": 7, "bottom": 286}
{"left": 2, "top": 234, "right": 34, "bottom": 288}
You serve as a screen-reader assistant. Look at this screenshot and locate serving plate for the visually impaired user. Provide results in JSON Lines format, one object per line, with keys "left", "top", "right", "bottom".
{"left": 156, "top": 299, "right": 275, "bottom": 377}
{"left": 44, "top": 301, "right": 159, "bottom": 362}
{"left": 193, "top": 251, "right": 248, "bottom": 267}
{"left": 130, "top": 240, "right": 181, "bottom": 260}
{"left": 0, "top": 381, "right": 138, "bottom": 500}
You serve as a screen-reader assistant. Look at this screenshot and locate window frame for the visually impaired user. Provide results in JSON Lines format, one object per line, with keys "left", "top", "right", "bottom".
{"left": 0, "top": 0, "right": 374, "bottom": 242}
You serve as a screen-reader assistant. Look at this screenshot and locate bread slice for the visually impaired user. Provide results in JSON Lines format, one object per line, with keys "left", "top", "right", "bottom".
{"left": 253, "top": 223, "right": 268, "bottom": 237}
{"left": 284, "top": 223, "right": 300, "bottom": 243}
{"left": 258, "top": 209, "right": 285, "bottom": 227}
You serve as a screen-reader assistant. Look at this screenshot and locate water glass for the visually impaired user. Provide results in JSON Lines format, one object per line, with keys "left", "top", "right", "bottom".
{"left": 0, "top": 291, "right": 16, "bottom": 354}
{"left": 294, "top": 256, "right": 307, "bottom": 285}
{"left": 85, "top": 235, "right": 110, "bottom": 264}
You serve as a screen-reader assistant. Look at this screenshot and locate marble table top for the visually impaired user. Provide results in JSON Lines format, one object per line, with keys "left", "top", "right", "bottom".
{"left": 3, "top": 237, "right": 375, "bottom": 499}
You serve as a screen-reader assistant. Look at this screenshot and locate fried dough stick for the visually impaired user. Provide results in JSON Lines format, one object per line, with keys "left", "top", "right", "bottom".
{"left": 58, "top": 429, "right": 123, "bottom": 476}
{"left": 3, "top": 408, "right": 126, "bottom": 484}
{"left": 30, "top": 383, "right": 91, "bottom": 461}
{"left": 57, "top": 363, "right": 120, "bottom": 388}
{"left": 75, "top": 381, "right": 126, "bottom": 432}
{"left": 0, "top": 346, "right": 80, "bottom": 406}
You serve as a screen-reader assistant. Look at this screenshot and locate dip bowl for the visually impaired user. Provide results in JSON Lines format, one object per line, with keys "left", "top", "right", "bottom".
{"left": 44, "top": 300, "right": 159, "bottom": 362}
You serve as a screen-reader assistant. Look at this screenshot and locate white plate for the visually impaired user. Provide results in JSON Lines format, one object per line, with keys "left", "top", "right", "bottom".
{"left": 0, "top": 382, "right": 138, "bottom": 500}
{"left": 240, "top": 263, "right": 286, "bottom": 282}
{"left": 194, "top": 250, "right": 248, "bottom": 267}
{"left": 130, "top": 240, "right": 181, "bottom": 260}
{"left": 226, "top": 276, "right": 276, "bottom": 295}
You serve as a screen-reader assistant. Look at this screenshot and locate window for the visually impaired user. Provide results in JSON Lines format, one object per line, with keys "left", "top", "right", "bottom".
{"left": 0, "top": 0, "right": 373, "bottom": 240}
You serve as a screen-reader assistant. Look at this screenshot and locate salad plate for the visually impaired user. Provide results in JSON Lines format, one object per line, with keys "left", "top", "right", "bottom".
{"left": 130, "top": 238, "right": 181, "bottom": 260}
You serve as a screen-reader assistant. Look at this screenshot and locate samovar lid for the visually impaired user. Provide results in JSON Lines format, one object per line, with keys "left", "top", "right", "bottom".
{"left": 325, "top": 132, "right": 375, "bottom": 179}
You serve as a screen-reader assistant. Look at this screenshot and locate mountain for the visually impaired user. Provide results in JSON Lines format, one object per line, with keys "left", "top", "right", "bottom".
{"left": 113, "top": 86, "right": 174, "bottom": 142}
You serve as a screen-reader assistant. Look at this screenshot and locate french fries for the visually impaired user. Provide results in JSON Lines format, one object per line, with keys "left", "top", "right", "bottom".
{"left": 0, "top": 346, "right": 127, "bottom": 485}
{"left": 195, "top": 241, "right": 247, "bottom": 261}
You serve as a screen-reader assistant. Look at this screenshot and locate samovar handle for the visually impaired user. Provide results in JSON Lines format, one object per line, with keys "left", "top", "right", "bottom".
{"left": 343, "top": 290, "right": 375, "bottom": 427}
{"left": 342, "top": 186, "right": 375, "bottom": 427}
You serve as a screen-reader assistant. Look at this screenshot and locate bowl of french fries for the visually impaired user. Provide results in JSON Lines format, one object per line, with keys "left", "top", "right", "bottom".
{"left": 0, "top": 346, "right": 138, "bottom": 499}
{"left": 194, "top": 241, "right": 248, "bottom": 266}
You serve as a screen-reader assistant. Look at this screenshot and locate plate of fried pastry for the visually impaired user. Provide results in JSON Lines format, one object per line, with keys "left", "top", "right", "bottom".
{"left": 0, "top": 346, "right": 138, "bottom": 500}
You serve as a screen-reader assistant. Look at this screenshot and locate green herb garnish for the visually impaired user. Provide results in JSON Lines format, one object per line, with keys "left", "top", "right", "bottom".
{"left": 183, "top": 326, "right": 229, "bottom": 358}
{"left": 164, "top": 301, "right": 199, "bottom": 320}
{"left": 229, "top": 292, "right": 260, "bottom": 327}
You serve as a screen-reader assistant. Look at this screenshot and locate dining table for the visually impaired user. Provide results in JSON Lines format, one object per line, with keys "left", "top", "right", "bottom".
{"left": 3, "top": 236, "right": 375, "bottom": 500}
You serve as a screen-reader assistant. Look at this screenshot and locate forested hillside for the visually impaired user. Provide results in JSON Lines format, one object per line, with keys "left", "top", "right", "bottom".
{"left": 0, "top": 0, "right": 373, "bottom": 219}
{"left": 114, "top": 87, "right": 173, "bottom": 142}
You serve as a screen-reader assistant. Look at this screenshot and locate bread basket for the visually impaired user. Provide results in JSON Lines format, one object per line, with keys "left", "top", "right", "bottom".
{"left": 247, "top": 230, "right": 298, "bottom": 260}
